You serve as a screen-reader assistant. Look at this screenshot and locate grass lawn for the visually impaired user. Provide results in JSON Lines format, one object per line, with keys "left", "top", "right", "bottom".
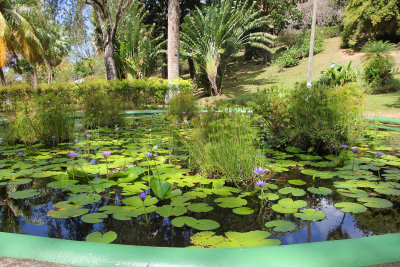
{"left": 200, "top": 37, "right": 400, "bottom": 118}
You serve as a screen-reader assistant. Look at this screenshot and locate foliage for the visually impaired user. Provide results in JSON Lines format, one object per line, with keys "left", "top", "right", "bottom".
{"left": 296, "top": 29, "right": 325, "bottom": 58}
{"left": 0, "top": 78, "right": 194, "bottom": 111}
{"left": 167, "top": 91, "right": 198, "bottom": 121}
{"left": 181, "top": 0, "right": 276, "bottom": 95}
{"left": 1, "top": 96, "right": 74, "bottom": 146}
{"left": 320, "top": 61, "right": 359, "bottom": 86}
{"left": 341, "top": 0, "right": 400, "bottom": 47}
{"left": 254, "top": 83, "right": 366, "bottom": 153}
{"left": 362, "top": 41, "right": 397, "bottom": 93}
{"left": 187, "top": 112, "right": 268, "bottom": 187}
{"left": 82, "top": 92, "right": 124, "bottom": 129}
{"left": 275, "top": 47, "right": 301, "bottom": 69}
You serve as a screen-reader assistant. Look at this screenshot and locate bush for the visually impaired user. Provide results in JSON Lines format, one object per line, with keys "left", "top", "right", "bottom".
{"left": 276, "top": 47, "right": 301, "bottom": 69}
{"left": 296, "top": 30, "right": 325, "bottom": 57}
{"left": 254, "top": 83, "right": 365, "bottom": 153}
{"left": 187, "top": 112, "right": 268, "bottom": 187}
{"left": 1, "top": 97, "right": 75, "bottom": 146}
{"left": 82, "top": 92, "right": 124, "bottom": 129}
{"left": 363, "top": 57, "right": 395, "bottom": 92}
{"left": 319, "top": 61, "right": 359, "bottom": 86}
{"left": 167, "top": 91, "right": 198, "bottom": 121}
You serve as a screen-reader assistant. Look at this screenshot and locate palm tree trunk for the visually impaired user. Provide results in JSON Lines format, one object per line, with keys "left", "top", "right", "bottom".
{"left": 104, "top": 41, "right": 118, "bottom": 80}
{"left": 47, "top": 64, "right": 53, "bottom": 84}
{"left": 32, "top": 63, "right": 38, "bottom": 89}
{"left": 0, "top": 68, "right": 6, "bottom": 86}
{"left": 168, "top": 0, "right": 180, "bottom": 80}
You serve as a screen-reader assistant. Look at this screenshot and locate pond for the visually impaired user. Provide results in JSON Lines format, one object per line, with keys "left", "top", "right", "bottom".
{"left": 0, "top": 115, "right": 399, "bottom": 248}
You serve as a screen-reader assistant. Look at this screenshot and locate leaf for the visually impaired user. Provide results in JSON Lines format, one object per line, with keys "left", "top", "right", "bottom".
{"left": 265, "top": 220, "right": 296, "bottom": 232}
{"left": 232, "top": 207, "right": 254, "bottom": 215}
{"left": 334, "top": 202, "right": 367, "bottom": 213}
{"left": 187, "top": 203, "right": 213, "bottom": 213}
{"left": 81, "top": 213, "right": 108, "bottom": 223}
{"left": 272, "top": 198, "right": 307, "bottom": 214}
{"left": 259, "top": 193, "right": 280, "bottom": 201}
{"left": 171, "top": 216, "right": 220, "bottom": 230}
{"left": 374, "top": 186, "right": 400, "bottom": 196}
{"left": 9, "top": 189, "right": 39, "bottom": 199}
{"left": 301, "top": 169, "right": 336, "bottom": 179}
{"left": 68, "top": 193, "right": 101, "bottom": 206}
{"left": 86, "top": 231, "right": 117, "bottom": 244}
{"left": 337, "top": 188, "right": 369, "bottom": 198}
{"left": 47, "top": 205, "right": 89, "bottom": 219}
{"left": 122, "top": 196, "right": 158, "bottom": 207}
{"left": 357, "top": 197, "right": 393, "bottom": 208}
{"left": 294, "top": 209, "right": 326, "bottom": 221}
{"left": 288, "top": 180, "right": 306, "bottom": 186}
{"left": 278, "top": 187, "right": 306, "bottom": 197}
{"left": 150, "top": 178, "right": 173, "bottom": 199}
{"left": 156, "top": 205, "right": 187, "bottom": 217}
{"left": 8, "top": 178, "right": 32, "bottom": 185}
{"left": 214, "top": 197, "right": 247, "bottom": 208}
{"left": 307, "top": 187, "right": 332, "bottom": 195}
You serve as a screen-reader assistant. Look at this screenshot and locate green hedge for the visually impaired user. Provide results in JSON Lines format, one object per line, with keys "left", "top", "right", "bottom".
{"left": 0, "top": 78, "right": 193, "bottom": 110}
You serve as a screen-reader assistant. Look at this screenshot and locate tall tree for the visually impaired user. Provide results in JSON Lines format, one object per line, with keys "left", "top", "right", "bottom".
{"left": 168, "top": 0, "right": 180, "bottom": 80}
{"left": 84, "top": 0, "right": 132, "bottom": 80}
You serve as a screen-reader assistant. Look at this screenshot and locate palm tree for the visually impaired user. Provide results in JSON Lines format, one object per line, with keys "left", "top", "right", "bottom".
{"left": 168, "top": 0, "right": 180, "bottom": 81}
{"left": 0, "top": 0, "right": 46, "bottom": 87}
{"left": 181, "top": 0, "right": 276, "bottom": 95}
{"left": 362, "top": 40, "right": 396, "bottom": 62}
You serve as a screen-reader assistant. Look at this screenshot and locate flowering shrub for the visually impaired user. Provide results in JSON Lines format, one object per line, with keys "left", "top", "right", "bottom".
{"left": 254, "top": 83, "right": 365, "bottom": 153}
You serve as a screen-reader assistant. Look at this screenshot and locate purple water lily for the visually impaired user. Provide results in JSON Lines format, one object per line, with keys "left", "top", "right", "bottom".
{"left": 351, "top": 148, "right": 359, "bottom": 153}
{"left": 146, "top": 152, "right": 153, "bottom": 158}
{"left": 69, "top": 152, "right": 77, "bottom": 159}
{"left": 253, "top": 167, "right": 266, "bottom": 175}
{"left": 376, "top": 152, "right": 383, "bottom": 157}
{"left": 84, "top": 130, "right": 88, "bottom": 134}
{"left": 342, "top": 145, "right": 349, "bottom": 149}
{"left": 102, "top": 151, "right": 111, "bottom": 158}
{"left": 86, "top": 134, "right": 92, "bottom": 138}
{"left": 139, "top": 192, "right": 146, "bottom": 201}
{"left": 116, "top": 127, "right": 119, "bottom": 131}
{"left": 256, "top": 180, "right": 266, "bottom": 187}
{"left": 52, "top": 136, "right": 56, "bottom": 139}
{"left": 148, "top": 129, "right": 152, "bottom": 132}
{"left": 182, "top": 112, "right": 186, "bottom": 115}
{"left": 17, "top": 152, "right": 23, "bottom": 156}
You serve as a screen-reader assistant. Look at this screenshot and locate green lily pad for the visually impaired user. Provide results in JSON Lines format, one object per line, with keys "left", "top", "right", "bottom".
{"left": 334, "top": 202, "right": 368, "bottom": 213}
{"left": 187, "top": 203, "right": 213, "bottom": 213}
{"left": 259, "top": 193, "right": 280, "bottom": 201}
{"left": 170, "top": 196, "right": 191, "bottom": 207}
{"left": 278, "top": 187, "right": 306, "bottom": 197}
{"left": 214, "top": 197, "right": 247, "bottom": 208}
{"left": 301, "top": 169, "right": 336, "bottom": 179}
{"left": 288, "top": 180, "right": 306, "bottom": 186}
{"left": 86, "top": 231, "right": 117, "bottom": 244}
{"left": 294, "top": 209, "right": 326, "bottom": 221}
{"left": 286, "top": 147, "right": 304, "bottom": 153}
{"left": 47, "top": 205, "right": 89, "bottom": 219}
{"left": 171, "top": 216, "right": 220, "bottom": 230}
{"left": 68, "top": 194, "right": 101, "bottom": 206}
{"left": 232, "top": 207, "right": 255, "bottom": 215}
{"left": 337, "top": 188, "right": 369, "bottom": 198}
{"left": 122, "top": 196, "right": 158, "bottom": 207}
{"left": 156, "top": 205, "right": 187, "bottom": 217}
{"left": 265, "top": 220, "right": 296, "bottom": 232}
{"left": 272, "top": 198, "right": 307, "bottom": 214}
{"left": 8, "top": 178, "right": 32, "bottom": 185}
{"left": 374, "top": 186, "right": 400, "bottom": 196}
{"left": 307, "top": 187, "right": 332, "bottom": 195}
{"left": 81, "top": 213, "right": 108, "bottom": 223}
{"left": 9, "top": 189, "right": 40, "bottom": 199}
{"left": 357, "top": 197, "right": 393, "bottom": 208}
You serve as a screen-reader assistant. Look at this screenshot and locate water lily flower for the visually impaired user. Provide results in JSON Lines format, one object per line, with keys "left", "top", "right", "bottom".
{"left": 253, "top": 167, "right": 265, "bottom": 175}
{"left": 257, "top": 121, "right": 263, "bottom": 124}
{"left": 52, "top": 136, "right": 56, "bottom": 139}
{"left": 139, "top": 192, "right": 146, "bottom": 201}
{"left": 182, "top": 112, "right": 186, "bottom": 115}
{"left": 256, "top": 180, "right": 266, "bottom": 187}
{"left": 116, "top": 127, "right": 119, "bottom": 131}
{"left": 154, "top": 145, "right": 158, "bottom": 150}
{"left": 84, "top": 130, "right": 89, "bottom": 134}
{"left": 102, "top": 151, "right": 111, "bottom": 158}
{"left": 69, "top": 152, "right": 77, "bottom": 159}
{"left": 280, "top": 123, "right": 285, "bottom": 128}
{"left": 146, "top": 152, "right": 153, "bottom": 158}
{"left": 149, "top": 129, "right": 152, "bottom": 132}
{"left": 351, "top": 148, "right": 359, "bottom": 153}
{"left": 342, "top": 145, "right": 348, "bottom": 149}
{"left": 17, "top": 152, "right": 23, "bottom": 156}
{"left": 86, "top": 134, "right": 92, "bottom": 138}
{"left": 376, "top": 152, "right": 383, "bottom": 157}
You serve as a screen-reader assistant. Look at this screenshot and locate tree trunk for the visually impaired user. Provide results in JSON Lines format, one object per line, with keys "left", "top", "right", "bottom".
{"left": 168, "top": 0, "right": 180, "bottom": 80}
{"left": 32, "top": 63, "right": 38, "bottom": 89}
{"left": 0, "top": 68, "right": 6, "bottom": 86}
{"left": 188, "top": 58, "right": 196, "bottom": 80}
{"left": 47, "top": 65, "right": 53, "bottom": 84}
{"left": 104, "top": 42, "right": 118, "bottom": 80}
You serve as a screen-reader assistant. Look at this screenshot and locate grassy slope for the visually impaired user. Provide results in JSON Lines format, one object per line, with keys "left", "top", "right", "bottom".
{"left": 206, "top": 37, "right": 400, "bottom": 118}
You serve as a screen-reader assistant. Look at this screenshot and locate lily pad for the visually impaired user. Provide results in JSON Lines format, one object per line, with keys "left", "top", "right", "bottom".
{"left": 232, "top": 207, "right": 254, "bottom": 215}
{"left": 9, "top": 189, "right": 40, "bottom": 199}
{"left": 156, "top": 205, "right": 187, "bottom": 217}
{"left": 278, "top": 187, "right": 306, "bottom": 197}
{"left": 68, "top": 193, "right": 101, "bottom": 206}
{"left": 265, "top": 220, "right": 296, "bottom": 232}
{"left": 288, "top": 180, "right": 306, "bottom": 186}
{"left": 8, "top": 178, "right": 32, "bottom": 185}
{"left": 47, "top": 204, "right": 89, "bottom": 219}
{"left": 122, "top": 196, "right": 158, "bottom": 207}
{"left": 272, "top": 198, "right": 307, "bottom": 214}
{"left": 81, "top": 213, "right": 108, "bottom": 223}
{"left": 374, "top": 186, "right": 400, "bottom": 196}
{"left": 86, "top": 231, "right": 117, "bottom": 244}
{"left": 294, "top": 209, "right": 326, "bottom": 221}
{"left": 307, "top": 187, "right": 332, "bottom": 195}
{"left": 337, "top": 188, "right": 369, "bottom": 198}
{"left": 214, "top": 197, "right": 247, "bottom": 208}
{"left": 357, "top": 197, "right": 393, "bottom": 208}
{"left": 171, "top": 216, "right": 220, "bottom": 230}
{"left": 187, "top": 203, "right": 213, "bottom": 213}
{"left": 259, "top": 193, "right": 280, "bottom": 201}
{"left": 334, "top": 202, "right": 367, "bottom": 213}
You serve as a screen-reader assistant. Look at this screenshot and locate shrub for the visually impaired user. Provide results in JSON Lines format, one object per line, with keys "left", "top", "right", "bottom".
{"left": 296, "top": 30, "right": 325, "bottom": 57}
{"left": 254, "top": 83, "right": 365, "bottom": 153}
{"left": 319, "top": 61, "right": 359, "bottom": 86}
{"left": 363, "top": 57, "right": 395, "bottom": 92}
{"left": 187, "top": 112, "right": 268, "bottom": 187}
{"left": 1, "top": 97, "right": 75, "bottom": 146}
{"left": 82, "top": 92, "right": 124, "bottom": 129}
{"left": 276, "top": 47, "right": 301, "bottom": 69}
{"left": 167, "top": 91, "right": 198, "bottom": 121}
